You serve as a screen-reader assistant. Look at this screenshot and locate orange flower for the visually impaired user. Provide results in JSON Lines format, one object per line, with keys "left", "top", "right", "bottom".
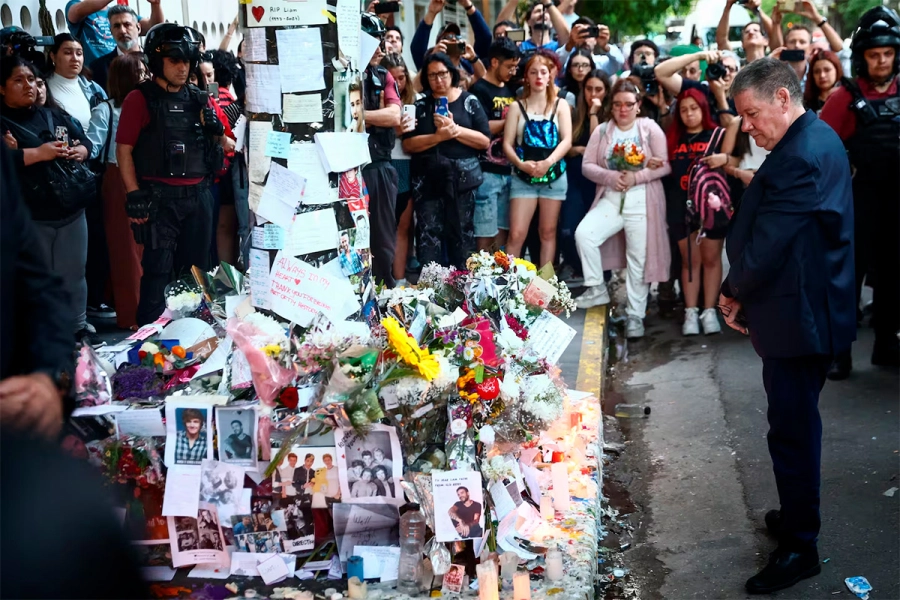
{"left": 171, "top": 346, "right": 186, "bottom": 359}
{"left": 493, "top": 251, "right": 510, "bottom": 270}
{"left": 153, "top": 353, "right": 165, "bottom": 367}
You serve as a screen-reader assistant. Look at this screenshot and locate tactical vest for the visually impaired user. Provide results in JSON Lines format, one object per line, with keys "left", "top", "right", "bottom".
{"left": 364, "top": 64, "right": 396, "bottom": 163}
{"left": 844, "top": 77, "right": 900, "bottom": 181}
{"left": 133, "top": 81, "right": 221, "bottom": 180}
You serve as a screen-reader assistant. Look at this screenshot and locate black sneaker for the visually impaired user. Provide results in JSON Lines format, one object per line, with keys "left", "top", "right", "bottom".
{"left": 87, "top": 303, "right": 117, "bottom": 319}
{"left": 75, "top": 327, "right": 102, "bottom": 347}
{"left": 745, "top": 544, "right": 820, "bottom": 594}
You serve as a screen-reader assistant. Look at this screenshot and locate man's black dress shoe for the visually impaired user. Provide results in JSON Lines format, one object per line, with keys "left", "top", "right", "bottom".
{"left": 826, "top": 352, "right": 852, "bottom": 381}
{"left": 764, "top": 509, "right": 782, "bottom": 538}
{"left": 746, "top": 545, "right": 821, "bottom": 594}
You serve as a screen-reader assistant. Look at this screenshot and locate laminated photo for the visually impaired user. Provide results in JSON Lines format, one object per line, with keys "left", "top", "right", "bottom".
{"left": 199, "top": 459, "right": 246, "bottom": 525}
{"left": 334, "top": 424, "right": 404, "bottom": 505}
{"left": 338, "top": 229, "right": 365, "bottom": 276}
{"left": 215, "top": 406, "right": 259, "bottom": 468}
{"left": 164, "top": 401, "right": 214, "bottom": 468}
{"left": 167, "top": 503, "right": 228, "bottom": 568}
{"left": 351, "top": 211, "right": 370, "bottom": 249}
{"left": 432, "top": 470, "right": 485, "bottom": 542}
{"left": 271, "top": 446, "right": 341, "bottom": 509}
{"left": 339, "top": 167, "right": 363, "bottom": 200}
{"left": 332, "top": 503, "right": 400, "bottom": 564}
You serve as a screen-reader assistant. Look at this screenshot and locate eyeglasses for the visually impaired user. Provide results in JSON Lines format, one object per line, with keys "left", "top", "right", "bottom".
{"left": 571, "top": 62, "right": 592, "bottom": 70}
{"left": 612, "top": 101, "right": 637, "bottom": 109}
{"left": 723, "top": 65, "right": 739, "bottom": 73}
{"left": 427, "top": 70, "right": 451, "bottom": 80}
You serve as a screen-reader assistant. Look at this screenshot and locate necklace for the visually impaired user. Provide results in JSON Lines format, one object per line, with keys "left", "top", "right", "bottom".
{"left": 685, "top": 130, "right": 704, "bottom": 144}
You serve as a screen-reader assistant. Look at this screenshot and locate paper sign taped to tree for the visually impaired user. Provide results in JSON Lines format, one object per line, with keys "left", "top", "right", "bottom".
{"left": 245, "top": 0, "right": 329, "bottom": 27}
{"left": 269, "top": 252, "right": 359, "bottom": 327}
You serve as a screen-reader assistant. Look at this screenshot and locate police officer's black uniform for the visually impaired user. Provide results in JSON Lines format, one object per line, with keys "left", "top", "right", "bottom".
{"left": 361, "top": 13, "right": 400, "bottom": 288}
{"left": 121, "top": 24, "right": 224, "bottom": 325}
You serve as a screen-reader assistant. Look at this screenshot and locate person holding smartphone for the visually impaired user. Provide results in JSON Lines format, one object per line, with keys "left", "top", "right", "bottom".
{"left": 410, "top": 0, "right": 492, "bottom": 72}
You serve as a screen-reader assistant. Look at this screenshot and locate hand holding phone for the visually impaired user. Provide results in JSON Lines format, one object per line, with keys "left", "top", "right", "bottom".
{"left": 374, "top": 1, "right": 400, "bottom": 14}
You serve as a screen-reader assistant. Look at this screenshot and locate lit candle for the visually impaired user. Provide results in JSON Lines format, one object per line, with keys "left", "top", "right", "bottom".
{"left": 551, "top": 462, "right": 570, "bottom": 512}
{"left": 499, "top": 552, "right": 518, "bottom": 589}
{"left": 513, "top": 572, "right": 531, "bottom": 600}
{"left": 476, "top": 560, "right": 499, "bottom": 600}
{"left": 347, "top": 576, "right": 367, "bottom": 599}
{"left": 551, "top": 450, "right": 565, "bottom": 463}
{"left": 540, "top": 495, "right": 554, "bottom": 520}
{"left": 545, "top": 550, "right": 564, "bottom": 582}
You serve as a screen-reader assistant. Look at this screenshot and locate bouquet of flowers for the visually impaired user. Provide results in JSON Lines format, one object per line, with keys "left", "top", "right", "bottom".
{"left": 608, "top": 141, "right": 646, "bottom": 213}
{"left": 96, "top": 438, "right": 164, "bottom": 488}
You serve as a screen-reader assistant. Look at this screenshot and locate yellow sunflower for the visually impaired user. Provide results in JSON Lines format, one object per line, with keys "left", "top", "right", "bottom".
{"left": 514, "top": 257, "right": 536, "bottom": 272}
{"left": 382, "top": 317, "right": 439, "bottom": 381}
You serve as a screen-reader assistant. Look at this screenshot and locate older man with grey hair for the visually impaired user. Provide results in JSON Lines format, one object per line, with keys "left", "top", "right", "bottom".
{"left": 718, "top": 57, "right": 856, "bottom": 595}
{"left": 88, "top": 4, "right": 156, "bottom": 92}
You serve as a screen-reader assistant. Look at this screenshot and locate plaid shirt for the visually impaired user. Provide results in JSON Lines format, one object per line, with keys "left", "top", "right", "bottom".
{"left": 175, "top": 430, "right": 208, "bottom": 465}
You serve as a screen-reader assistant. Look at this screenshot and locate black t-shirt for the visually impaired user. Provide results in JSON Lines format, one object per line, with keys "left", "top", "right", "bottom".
{"left": 680, "top": 78, "right": 735, "bottom": 125}
{"left": 469, "top": 79, "right": 516, "bottom": 175}
{"left": 451, "top": 500, "right": 482, "bottom": 525}
{"left": 404, "top": 91, "right": 491, "bottom": 160}
{"left": 665, "top": 128, "right": 715, "bottom": 223}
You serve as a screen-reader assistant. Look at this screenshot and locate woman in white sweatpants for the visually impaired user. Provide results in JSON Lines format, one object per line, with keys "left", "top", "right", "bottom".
{"left": 574, "top": 79, "right": 671, "bottom": 339}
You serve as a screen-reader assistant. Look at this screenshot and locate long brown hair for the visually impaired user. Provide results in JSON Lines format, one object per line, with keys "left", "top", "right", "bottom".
{"left": 521, "top": 53, "right": 557, "bottom": 109}
{"left": 573, "top": 69, "right": 610, "bottom": 142}
{"left": 380, "top": 52, "right": 416, "bottom": 105}
{"left": 803, "top": 49, "right": 843, "bottom": 108}
{"left": 107, "top": 53, "right": 146, "bottom": 107}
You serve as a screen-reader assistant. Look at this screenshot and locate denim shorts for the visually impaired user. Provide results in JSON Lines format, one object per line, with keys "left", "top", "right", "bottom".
{"left": 509, "top": 172, "right": 568, "bottom": 201}
{"left": 474, "top": 172, "right": 511, "bottom": 238}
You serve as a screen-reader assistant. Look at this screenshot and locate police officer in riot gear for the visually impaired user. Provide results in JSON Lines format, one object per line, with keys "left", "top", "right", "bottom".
{"left": 360, "top": 13, "right": 402, "bottom": 287}
{"left": 821, "top": 5, "right": 900, "bottom": 378}
{"left": 115, "top": 23, "right": 227, "bottom": 325}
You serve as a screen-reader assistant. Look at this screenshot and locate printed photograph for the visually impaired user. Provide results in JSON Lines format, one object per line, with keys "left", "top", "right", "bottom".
{"left": 432, "top": 470, "right": 485, "bottom": 542}
{"left": 271, "top": 446, "right": 341, "bottom": 509}
{"left": 235, "top": 531, "right": 283, "bottom": 553}
{"left": 199, "top": 459, "right": 245, "bottom": 525}
{"left": 339, "top": 167, "right": 363, "bottom": 200}
{"left": 215, "top": 406, "right": 259, "bottom": 468}
{"left": 338, "top": 229, "right": 365, "bottom": 276}
{"left": 164, "top": 404, "right": 214, "bottom": 467}
{"left": 334, "top": 424, "right": 403, "bottom": 505}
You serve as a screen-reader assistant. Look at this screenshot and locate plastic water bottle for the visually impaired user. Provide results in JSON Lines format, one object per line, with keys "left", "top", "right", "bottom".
{"left": 614, "top": 404, "right": 651, "bottom": 418}
{"left": 396, "top": 503, "right": 426, "bottom": 593}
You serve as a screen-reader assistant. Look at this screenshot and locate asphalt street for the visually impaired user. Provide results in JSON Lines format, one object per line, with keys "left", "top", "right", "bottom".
{"left": 600, "top": 302, "right": 900, "bottom": 600}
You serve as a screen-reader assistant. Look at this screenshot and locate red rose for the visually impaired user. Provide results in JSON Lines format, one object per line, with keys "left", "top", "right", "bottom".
{"left": 279, "top": 387, "right": 299, "bottom": 409}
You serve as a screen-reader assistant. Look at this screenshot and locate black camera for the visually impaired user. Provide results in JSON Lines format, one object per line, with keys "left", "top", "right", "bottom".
{"left": 631, "top": 59, "right": 659, "bottom": 97}
{"left": 586, "top": 25, "right": 600, "bottom": 38}
{"left": 706, "top": 62, "right": 727, "bottom": 81}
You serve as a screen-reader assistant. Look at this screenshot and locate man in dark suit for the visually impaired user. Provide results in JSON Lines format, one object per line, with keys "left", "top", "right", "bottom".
{"left": 292, "top": 453, "right": 316, "bottom": 502}
{"left": 88, "top": 5, "right": 146, "bottom": 92}
{"left": 719, "top": 58, "right": 856, "bottom": 594}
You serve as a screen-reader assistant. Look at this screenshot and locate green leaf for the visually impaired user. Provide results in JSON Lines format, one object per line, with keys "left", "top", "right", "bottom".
{"left": 475, "top": 364, "right": 485, "bottom": 384}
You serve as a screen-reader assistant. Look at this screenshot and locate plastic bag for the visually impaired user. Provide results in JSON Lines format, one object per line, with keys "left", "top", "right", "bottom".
{"left": 226, "top": 318, "right": 295, "bottom": 407}
{"left": 75, "top": 343, "right": 113, "bottom": 407}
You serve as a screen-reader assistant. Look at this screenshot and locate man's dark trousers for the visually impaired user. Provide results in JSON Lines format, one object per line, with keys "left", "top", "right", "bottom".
{"left": 762, "top": 354, "right": 832, "bottom": 547}
{"left": 362, "top": 161, "right": 399, "bottom": 288}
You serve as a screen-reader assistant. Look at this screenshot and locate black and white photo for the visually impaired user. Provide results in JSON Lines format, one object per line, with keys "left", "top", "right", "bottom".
{"left": 335, "top": 424, "right": 403, "bottom": 505}
{"left": 199, "top": 459, "right": 245, "bottom": 525}
{"left": 166, "top": 503, "right": 228, "bottom": 568}
{"left": 215, "top": 406, "right": 259, "bottom": 468}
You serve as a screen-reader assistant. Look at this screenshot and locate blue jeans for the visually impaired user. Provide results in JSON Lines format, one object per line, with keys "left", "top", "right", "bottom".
{"left": 559, "top": 155, "right": 597, "bottom": 275}
{"left": 474, "top": 172, "right": 511, "bottom": 238}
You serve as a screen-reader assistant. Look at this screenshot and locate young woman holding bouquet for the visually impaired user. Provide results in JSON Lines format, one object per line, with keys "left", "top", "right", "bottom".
{"left": 502, "top": 53, "right": 573, "bottom": 269}
{"left": 665, "top": 88, "right": 727, "bottom": 336}
{"left": 574, "top": 79, "right": 670, "bottom": 339}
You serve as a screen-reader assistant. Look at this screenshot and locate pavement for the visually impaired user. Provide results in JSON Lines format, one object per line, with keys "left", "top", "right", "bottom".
{"left": 597, "top": 296, "right": 900, "bottom": 600}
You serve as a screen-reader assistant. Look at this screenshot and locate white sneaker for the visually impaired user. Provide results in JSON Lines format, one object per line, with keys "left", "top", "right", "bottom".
{"left": 682, "top": 307, "right": 700, "bottom": 336}
{"left": 700, "top": 308, "right": 722, "bottom": 334}
{"left": 575, "top": 285, "right": 611, "bottom": 309}
{"left": 395, "top": 278, "right": 408, "bottom": 287}
{"left": 626, "top": 316, "right": 645, "bottom": 339}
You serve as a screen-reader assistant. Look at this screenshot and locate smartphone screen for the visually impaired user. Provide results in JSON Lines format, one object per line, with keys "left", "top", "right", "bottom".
{"left": 780, "top": 49, "right": 806, "bottom": 62}
{"left": 207, "top": 82, "right": 219, "bottom": 98}
{"left": 374, "top": 1, "right": 399, "bottom": 13}
{"left": 506, "top": 29, "right": 526, "bottom": 42}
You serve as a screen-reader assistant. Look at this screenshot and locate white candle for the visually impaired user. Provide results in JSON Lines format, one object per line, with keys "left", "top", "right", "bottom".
{"left": 551, "top": 462, "right": 570, "bottom": 512}
{"left": 545, "top": 550, "right": 564, "bottom": 582}
{"left": 476, "top": 560, "right": 499, "bottom": 600}
{"left": 499, "top": 552, "right": 518, "bottom": 588}
{"left": 296, "top": 593, "right": 314, "bottom": 600}
{"left": 347, "top": 576, "right": 367, "bottom": 599}
{"left": 540, "top": 494, "right": 554, "bottom": 520}
{"left": 513, "top": 572, "right": 531, "bottom": 600}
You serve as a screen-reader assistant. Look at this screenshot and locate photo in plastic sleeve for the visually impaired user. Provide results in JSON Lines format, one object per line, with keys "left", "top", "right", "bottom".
{"left": 281, "top": 497, "right": 315, "bottom": 552}
{"left": 166, "top": 502, "right": 228, "bottom": 568}
{"left": 432, "top": 470, "right": 485, "bottom": 542}
{"left": 337, "top": 229, "right": 366, "bottom": 276}
{"left": 231, "top": 512, "right": 285, "bottom": 534}
{"left": 199, "top": 459, "right": 246, "bottom": 525}
{"left": 332, "top": 503, "right": 400, "bottom": 564}
{"left": 271, "top": 446, "right": 341, "bottom": 509}
{"left": 234, "top": 531, "right": 284, "bottom": 553}
{"left": 333, "top": 71, "right": 365, "bottom": 134}
{"left": 350, "top": 211, "right": 370, "bottom": 249}
{"left": 215, "top": 406, "right": 258, "bottom": 468}
{"left": 164, "top": 402, "right": 214, "bottom": 467}
{"left": 125, "top": 485, "right": 169, "bottom": 544}
{"left": 339, "top": 167, "right": 363, "bottom": 200}
{"left": 334, "top": 424, "right": 404, "bottom": 505}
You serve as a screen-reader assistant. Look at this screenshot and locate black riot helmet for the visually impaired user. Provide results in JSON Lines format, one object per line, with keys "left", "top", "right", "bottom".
{"left": 361, "top": 12, "right": 386, "bottom": 39}
{"left": 144, "top": 23, "right": 202, "bottom": 79}
{"left": 851, "top": 5, "right": 900, "bottom": 79}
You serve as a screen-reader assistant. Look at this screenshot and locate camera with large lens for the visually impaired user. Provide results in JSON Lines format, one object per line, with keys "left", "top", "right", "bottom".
{"left": 706, "top": 62, "right": 727, "bottom": 81}
{"left": 631, "top": 59, "right": 659, "bottom": 97}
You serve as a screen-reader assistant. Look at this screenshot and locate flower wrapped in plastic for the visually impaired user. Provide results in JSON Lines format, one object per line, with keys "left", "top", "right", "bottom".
{"left": 226, "top": 317, "right": 295, "bottom": 408}
{"left": 75, "top": 343, "right": 113, "bottom": 407}
{"left": 164, "top": 279, "right": 203, "bottom": 319}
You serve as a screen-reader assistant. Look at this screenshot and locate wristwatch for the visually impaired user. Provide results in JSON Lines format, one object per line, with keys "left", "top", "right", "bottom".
{"left": 818, "top": 17, "right": 828, "bottom": 27}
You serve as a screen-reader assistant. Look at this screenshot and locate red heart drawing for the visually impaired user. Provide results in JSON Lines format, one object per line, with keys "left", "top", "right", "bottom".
{"left": 251, "top": 5, "right": 265, "bottom": 22}
{"left": 294, "top": 278, "right": 301, "bottom": 285}
{"left": 476, "top": 377, "right": 500, "bottom": 400}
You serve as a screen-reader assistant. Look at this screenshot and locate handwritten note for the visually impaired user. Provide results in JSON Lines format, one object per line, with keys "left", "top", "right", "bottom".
{"left": 251, "top": 224, "right": 285, "bottom": 250}
{"left": 116, "top": 409, "right": 165, "bottom": 438}
{"left": 249, "top": 249, "right": 272, "bottom": 310}
{"left": 314, "top": 132, "right": 371, "bottom": 173}
{"left": 248, "top": 121, "right": 273, "bottom": 183}
{"left": 256, "top": 163, "right": 305, "bottom": 229}
{"left": 257, "top": 554, "right": 290, "bottom": 585}
{"left": 242, "top": 27, "right": 268, "bottom": 62}
{"left": 283, "top": 94, "right": 324, "bottom": 123}
{"left": 353, "top": 546, "right": 401, "bottom": 582}
{"left": 275, "top": 29, "right": 326, "bottom": 93}
{"left": 285, "top": 209, "right": 339, "bottom": 257}
{"left": 245, "top": 0, "right": 328, "bottom": 27}
{"left": 244, "top": 63, "right": 282, "bottom": 114}
{"left": 162, "top": 466, "right": 202, "bottom": 517}
{"left": 233, "top": 114, "right": 248, "bottom": 153}
{"left": 268, "top": 252, "right": 359, "bottom": 327}
{"left": 264, "top": 130, "right": 291, "bottom": 159}
{"left": 288, "top": 143, "right": 334, "bottom": 204}
{"left": 337, "top": 0, "right": 360, "bottom": 65}
{"left": 523, "top": 311, "right": 577, "bottom": 365}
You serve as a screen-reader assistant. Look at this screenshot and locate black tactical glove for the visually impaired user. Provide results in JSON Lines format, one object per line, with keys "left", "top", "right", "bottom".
{"left": 125, "top": 189, "right": 152, "bottom": 220}
{"left": 131, "top": 222, "right": 150, "bottom": 246}
{"left": 201, "top": 107, "right": 225, "bottom": 136}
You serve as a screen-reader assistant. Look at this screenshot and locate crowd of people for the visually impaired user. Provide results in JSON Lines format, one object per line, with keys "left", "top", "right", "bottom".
{"left": 0, "top": 0, "right": 897, "bottom": 376}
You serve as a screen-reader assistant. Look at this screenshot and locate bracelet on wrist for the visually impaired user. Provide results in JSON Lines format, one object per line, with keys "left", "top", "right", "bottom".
{"left": 818, "top": 17, "right": 827, "bottom": 27}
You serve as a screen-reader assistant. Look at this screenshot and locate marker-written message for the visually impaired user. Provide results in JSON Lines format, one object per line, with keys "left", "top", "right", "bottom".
{"left": 269, "top": 253, "right": 358, "bottom": 327}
